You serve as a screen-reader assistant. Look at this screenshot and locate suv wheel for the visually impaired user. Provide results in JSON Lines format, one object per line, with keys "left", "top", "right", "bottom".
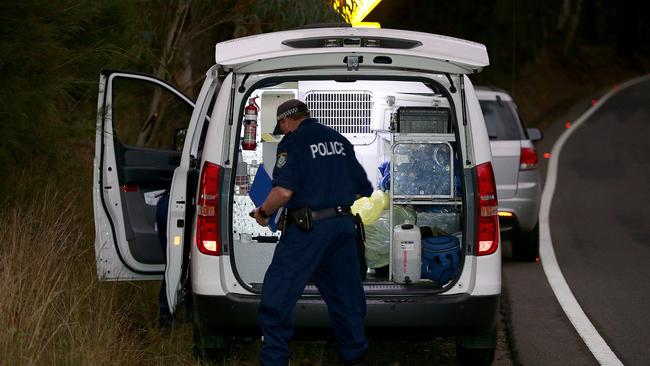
{"left": 513, "top": 222, "right": 539, "bottom": 262}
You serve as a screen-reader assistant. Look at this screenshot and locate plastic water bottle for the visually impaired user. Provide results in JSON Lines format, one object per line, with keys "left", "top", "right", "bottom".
{"left": 392, "top": 221, "right": 422, "bottom": 284}
{"left": 249, "top": 159, "right": 259, "bottom": 184}
{"left": 235, "top": 151, "right": 249, "bottom": 194}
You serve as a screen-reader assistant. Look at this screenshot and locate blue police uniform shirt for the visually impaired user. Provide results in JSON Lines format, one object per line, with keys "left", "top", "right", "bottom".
{"left": 272, "top": 118, "right": 372, "bottom": 210}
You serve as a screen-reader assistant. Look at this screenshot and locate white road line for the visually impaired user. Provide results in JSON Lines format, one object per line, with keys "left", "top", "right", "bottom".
{"left": 539, "top": 74, "right": 650, "bottom": 366}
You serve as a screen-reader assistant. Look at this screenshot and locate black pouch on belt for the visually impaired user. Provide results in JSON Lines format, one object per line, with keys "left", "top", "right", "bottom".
{"left": 352, "top": 213, "right": 365, "bottom": 243}
{"left": 277, "top": 208, "right": 288, "bottom": 232}
{"left": 352, "top": 213, "right": 367, "bottom": 280}
{"left": 289, "top": 206, "right": 313, "bottom": 232}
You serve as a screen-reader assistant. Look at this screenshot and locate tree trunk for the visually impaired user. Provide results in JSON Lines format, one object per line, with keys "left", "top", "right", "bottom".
{"left": 563, "top": 0, "right": 583, "bottom": 55}
{"left": 136, "top": 0, "right": 191, "bottom": 147}
{"left": 557, "top": 0, "right": 572, "bottom": 31}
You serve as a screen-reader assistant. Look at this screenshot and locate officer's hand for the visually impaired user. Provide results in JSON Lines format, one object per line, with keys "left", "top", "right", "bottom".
{"left": 253, "top": 208, "right": 269, "bottom": 227}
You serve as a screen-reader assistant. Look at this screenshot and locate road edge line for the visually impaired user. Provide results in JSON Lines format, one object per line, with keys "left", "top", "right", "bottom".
{"left": 539, "top": 74, "right": 650, "bottom": 366}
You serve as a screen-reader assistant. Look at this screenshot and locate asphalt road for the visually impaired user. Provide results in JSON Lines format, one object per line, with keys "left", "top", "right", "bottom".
{"left": 503, "top": 78, "right": 650, "bottom": 365}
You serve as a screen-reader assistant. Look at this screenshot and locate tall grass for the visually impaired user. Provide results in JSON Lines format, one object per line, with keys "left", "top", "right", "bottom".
{"left": 0, "top": 186, "right": 196, "bottom": 365}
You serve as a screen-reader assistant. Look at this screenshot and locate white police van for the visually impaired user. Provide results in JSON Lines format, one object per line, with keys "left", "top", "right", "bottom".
{"left": 93, "top": 26, "right": 500, "bottom": 365}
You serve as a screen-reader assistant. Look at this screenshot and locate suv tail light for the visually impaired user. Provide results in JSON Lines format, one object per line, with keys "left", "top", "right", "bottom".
{"left": 196, "top": 162, "right": 222, "bottom": 256}
{"left": 477, "top": 162, "right": 499, "bottom": 256}
{"left": 520, "top": 147, "right": 538, "bottom": 170}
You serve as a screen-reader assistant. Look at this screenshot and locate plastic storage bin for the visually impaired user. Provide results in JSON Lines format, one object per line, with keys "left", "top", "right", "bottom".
{"left": 392, "top": 142, "right": 453, "bottom": 197}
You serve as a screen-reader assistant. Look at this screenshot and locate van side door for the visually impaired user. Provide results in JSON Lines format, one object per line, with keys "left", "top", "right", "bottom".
{"left": 93, "top": 70, "right": 194, "bottom": 280}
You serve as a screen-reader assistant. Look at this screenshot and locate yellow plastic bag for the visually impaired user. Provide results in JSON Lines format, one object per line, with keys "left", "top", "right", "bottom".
{"left": 351, "top": 196, "right": 383, "bottom": 224}
{"left": 370, "top": 190, "right": 390, "bottom": 210}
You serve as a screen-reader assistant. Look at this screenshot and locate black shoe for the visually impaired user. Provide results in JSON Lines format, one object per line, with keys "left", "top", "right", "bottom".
{"left": 342, "top": 349, "right": 368, "bottom": 365}
{"left": 158, "top": 313, "right": 173, "bottom": 330}
{"left": 343, "top": 358, "right": 365, "bottom": 366}
{"left": 343, "top": 361, "right": 364, "bottom": 366}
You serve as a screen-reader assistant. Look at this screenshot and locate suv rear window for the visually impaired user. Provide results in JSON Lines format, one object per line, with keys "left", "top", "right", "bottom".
{"left": 479, "top": 100, "right": 525, "bottom": 140}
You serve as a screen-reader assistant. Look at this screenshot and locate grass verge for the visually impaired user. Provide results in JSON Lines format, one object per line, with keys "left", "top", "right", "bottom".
{"left": 0, "top": 186, "right": 196, "bottom": 365}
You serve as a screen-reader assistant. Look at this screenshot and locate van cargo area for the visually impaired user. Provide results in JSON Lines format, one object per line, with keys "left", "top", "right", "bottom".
{"left": 230, "top": 78, "right": 466, "bottom": 293}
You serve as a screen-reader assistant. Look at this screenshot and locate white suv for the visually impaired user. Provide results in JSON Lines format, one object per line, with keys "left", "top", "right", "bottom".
{"left": 93, "top": 27, "right": 501, "bottom": 365}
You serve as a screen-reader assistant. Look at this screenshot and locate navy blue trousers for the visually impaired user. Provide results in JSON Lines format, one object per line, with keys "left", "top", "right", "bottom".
{"left": 258, "top": 216, "right": 368, "bottom": 366}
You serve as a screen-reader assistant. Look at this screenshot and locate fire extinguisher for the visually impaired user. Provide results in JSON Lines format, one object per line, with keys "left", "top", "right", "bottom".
{"left": 242, "top": 96, "right": 259, "bottom": 150}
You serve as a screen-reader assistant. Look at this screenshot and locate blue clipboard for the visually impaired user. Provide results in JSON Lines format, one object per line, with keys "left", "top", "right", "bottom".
{"left": 248, "top": 163, "right": 282, "bottom": 232}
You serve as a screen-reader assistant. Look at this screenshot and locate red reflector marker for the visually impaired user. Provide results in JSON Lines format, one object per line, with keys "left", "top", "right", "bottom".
{"left": 565, "top": 121, "right": 572, "bottom": 129}
{"left": 591, "top": 99, "right": 598, "bottom": 106}
{"left": 120, "top": 185, "right": 138, "bottom": 192}
{"left": 543, "top": 152, "right": 551, "bottom": 159}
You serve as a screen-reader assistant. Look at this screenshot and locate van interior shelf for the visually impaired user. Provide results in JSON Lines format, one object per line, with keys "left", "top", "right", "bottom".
{"left": 375, "top": 130, "right": 456, "bottom": 144}
{"left": 392, "top": 197, "right": 462, "bottom": 205}
{"left": 392, "top": 133, "right": 455, "bottom": 142}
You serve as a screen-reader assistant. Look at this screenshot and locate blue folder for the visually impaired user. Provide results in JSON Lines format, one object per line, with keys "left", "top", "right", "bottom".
{"left": 248, "top": 163, "right": 282, "bottom": 232}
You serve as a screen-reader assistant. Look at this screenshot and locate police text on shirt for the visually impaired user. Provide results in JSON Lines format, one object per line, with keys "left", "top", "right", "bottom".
{"left": 310, "top": 141, "right": 346, "bottom": 159}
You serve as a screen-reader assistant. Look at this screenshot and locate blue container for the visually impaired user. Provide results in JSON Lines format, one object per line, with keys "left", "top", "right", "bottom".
{"left": 421, "top": 235, "right": 461, "bottom": 284}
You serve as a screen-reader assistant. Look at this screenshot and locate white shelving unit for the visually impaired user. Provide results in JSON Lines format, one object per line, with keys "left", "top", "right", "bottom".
{"left": 387, "top": 133, "right": 458, "bottom": 282}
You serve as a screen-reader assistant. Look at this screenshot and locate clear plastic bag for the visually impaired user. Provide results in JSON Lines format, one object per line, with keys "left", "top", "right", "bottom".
{"left": 416, "top": 206, "right": 461, "bottom": 235}
{"left": 364, "top": 205, "right": 416, "bottom": 268}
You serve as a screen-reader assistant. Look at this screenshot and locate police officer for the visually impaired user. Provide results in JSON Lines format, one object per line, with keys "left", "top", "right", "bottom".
{"left": 253, "top": 99, "right": 372, "bottom": 366}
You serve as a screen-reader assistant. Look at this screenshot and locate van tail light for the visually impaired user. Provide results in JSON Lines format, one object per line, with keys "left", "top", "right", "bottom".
{"left": 196, "top": 162, "right": 222, "bottom": 256}
{"left": 476, "top": 162, "right": 499, "bottom": 256}
{"left": 520, "top": 147, "right": 538, "bottom": 170}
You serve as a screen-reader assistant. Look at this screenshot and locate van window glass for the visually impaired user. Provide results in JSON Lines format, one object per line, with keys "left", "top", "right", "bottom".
{"left": 112, "top": 78, "right": 194, "bottom": 150}
{"left": 479, "top": 100, "right": 524, "bottom": 140}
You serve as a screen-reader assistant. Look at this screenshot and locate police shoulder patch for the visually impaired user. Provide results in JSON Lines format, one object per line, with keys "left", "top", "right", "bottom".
{"left": 276, "top": 152, "right": 288, "bottom": 168}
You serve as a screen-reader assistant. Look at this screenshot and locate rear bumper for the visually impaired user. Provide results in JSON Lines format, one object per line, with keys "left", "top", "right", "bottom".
{"left": 193, "top": 292, "right": 499, "bottom": 339}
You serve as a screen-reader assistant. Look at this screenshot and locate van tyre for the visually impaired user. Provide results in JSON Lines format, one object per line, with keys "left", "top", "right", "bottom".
{"left": 192, "top": 310, "right": 229, "bottom": 362}
{"left": 192, "top": 343, "right": 227, "bottom": 362}
{"left": 455, "top": 328, "right": 497, "bottom": 366}
{"left": 513, "top": 222, "right": 539, "bottom": 262}
{"left": 455, "top": 344, "right": 495, "bottom": 366}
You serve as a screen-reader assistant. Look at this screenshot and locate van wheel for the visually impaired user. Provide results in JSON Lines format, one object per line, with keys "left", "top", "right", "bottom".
{"left": 513, "top": 223, "right": 539, "bottom": 262}
{"left": 192, "top": 316, "right": 229, "bottom": 362}
{"left": 455, "top": 329, "right": 496, "bottom": 366}
{"left": 455, "top": 344, "right": 495, "bottom": 366}
{"left": 192, "top": 344, "right": 227, "bottom": 362}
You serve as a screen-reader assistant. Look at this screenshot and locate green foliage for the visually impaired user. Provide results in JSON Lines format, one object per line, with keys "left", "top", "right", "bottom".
{"left": 0, "top": 0, "right": 137, "bottom": 199}
{"left": 242, "top": 0, "right": 343, "bottom": 36}
{"left": 0, "top": 0, "right": 345, "bottom": 200}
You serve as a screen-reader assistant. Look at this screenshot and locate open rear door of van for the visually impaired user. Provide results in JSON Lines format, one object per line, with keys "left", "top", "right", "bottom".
{"left": 92, "top": 70, "right": 194, "bottom": 283}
